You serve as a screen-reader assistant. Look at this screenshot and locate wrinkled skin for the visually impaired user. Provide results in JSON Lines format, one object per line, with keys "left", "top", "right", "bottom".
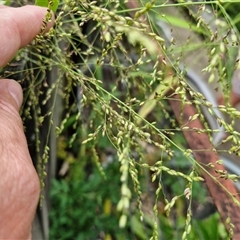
{"left": 0, "top": 5, "right": 54, "bottom": 239}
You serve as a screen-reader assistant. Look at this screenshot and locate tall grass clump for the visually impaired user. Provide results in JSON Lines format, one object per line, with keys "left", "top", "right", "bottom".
{"left": 2, "top": 0, "right": 240, "bottom": 239}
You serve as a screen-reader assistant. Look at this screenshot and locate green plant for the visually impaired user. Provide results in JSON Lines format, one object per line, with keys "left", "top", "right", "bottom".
{"left": 2, "top": 0, "right": 240, "bottom": 239}
{"left": 35, "top": 0, "right": 59, "bottom": 13}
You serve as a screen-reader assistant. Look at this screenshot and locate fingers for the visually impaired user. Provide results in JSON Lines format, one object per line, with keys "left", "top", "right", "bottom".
{"left": 0, "top": 5, "right": 48, "bottom": 238}
{"left": 0, "top": 79, "right": 40, "bottom": 239}
{"left": 0, "top": 5, "right": 55, "bottom": 67}
{"left": 0, "top": 79, "right": 23, "bottom": 111}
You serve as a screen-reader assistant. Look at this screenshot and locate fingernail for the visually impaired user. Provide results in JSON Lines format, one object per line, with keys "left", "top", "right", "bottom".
{"left": 0, "top": 79, "right": 23, "bottom": 110}
{"left": 7, "top": 80, "right": 23, "bottom": 109}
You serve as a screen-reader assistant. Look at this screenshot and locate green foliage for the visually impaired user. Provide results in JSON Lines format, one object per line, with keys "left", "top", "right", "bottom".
{"left": 49, "top": 158, "right": 226, "bottom": 240}
{"left": 50, "top": 161, "right": 121, "bottom": 240}
{"left": 2, "top": 0, "right": 240, "bottom": 239}
{"left": 0, "top": 0, "right": 11, "bottom": 5}
{"left": 49, "top": 160, "right": 227, "bottom": 239}
{"left": 35, "top": 0, "right": 59, "bottom": 12}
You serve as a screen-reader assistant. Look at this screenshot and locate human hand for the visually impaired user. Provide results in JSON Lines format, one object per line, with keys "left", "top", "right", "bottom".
{"left": 0, "top": 5, "right": 54, "bottom": 239}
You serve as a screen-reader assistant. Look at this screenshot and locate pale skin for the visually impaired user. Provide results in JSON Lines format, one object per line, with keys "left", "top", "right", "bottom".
{"left": 0, "top": 5, "right": 54, "bottom": 239}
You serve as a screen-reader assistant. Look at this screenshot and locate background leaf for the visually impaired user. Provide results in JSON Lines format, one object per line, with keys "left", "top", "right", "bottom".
{"left": 35, "top": 0, "right": 59, "bottom": 13}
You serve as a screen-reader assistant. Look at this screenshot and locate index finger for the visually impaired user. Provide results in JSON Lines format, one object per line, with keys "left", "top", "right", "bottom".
{"left": 0, "top": 5, "right": 55, "bottom": 67}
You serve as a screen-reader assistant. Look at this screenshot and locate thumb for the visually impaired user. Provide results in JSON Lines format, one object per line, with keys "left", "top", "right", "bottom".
{"left": 0, "top": 79, "right": 23, "bottom": 111}
{"left": 0, "top": 80, "right": 40, "bottom": 239}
